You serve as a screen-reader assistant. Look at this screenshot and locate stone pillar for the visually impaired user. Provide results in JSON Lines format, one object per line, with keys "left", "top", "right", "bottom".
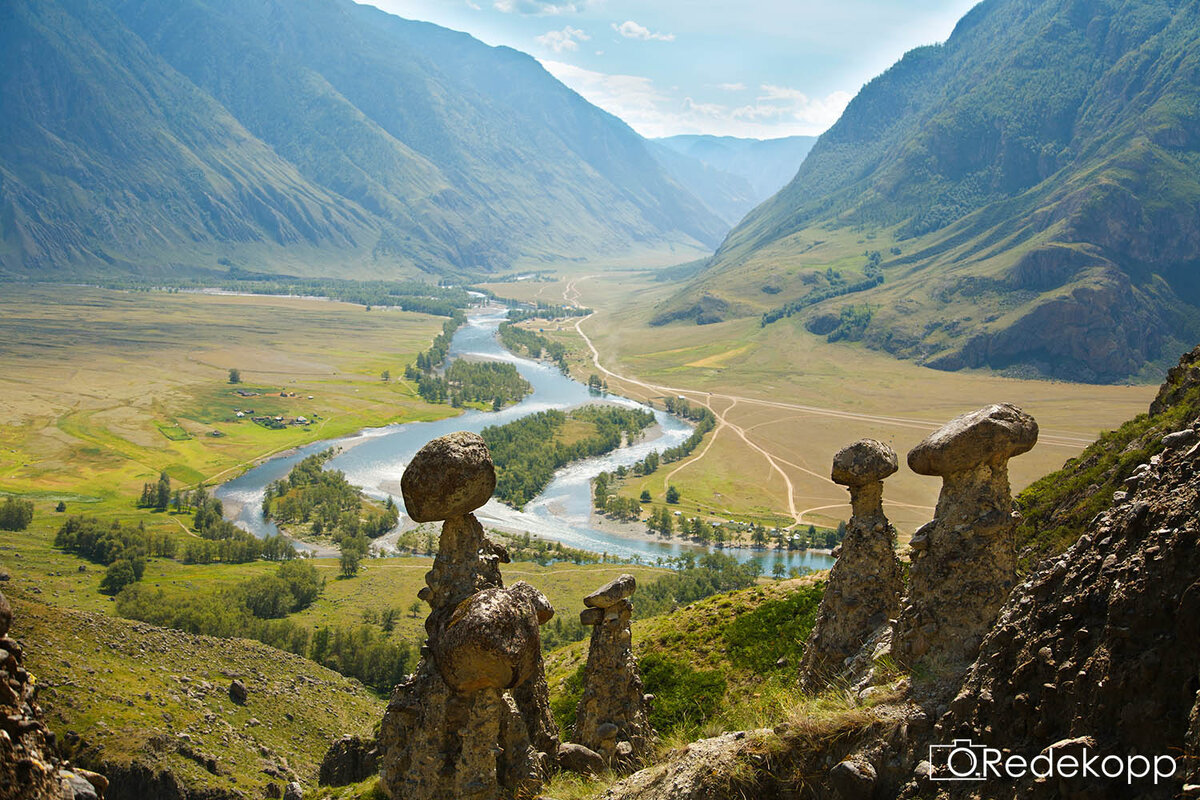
{"left": 800, "top": 439, "right": 903, "bottom": 690}
{"left": 893, "top": 403, "right": 1038, "bottom": 671}
{"left": 379, "top": 432, "right": 559, "bottom": 800}
{"left": 572, "top": 574, "right": 654, "bottom": 771}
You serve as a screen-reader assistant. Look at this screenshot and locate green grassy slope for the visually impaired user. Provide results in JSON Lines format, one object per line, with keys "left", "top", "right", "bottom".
{"left": 11, "top": 595, "right": 384, "bottom": 798}
{"left": 661, "top": 0, "right": 1200, "bottom": 382}
{"left": 1015, "top": 343, "right": 1200, "bottom": 568}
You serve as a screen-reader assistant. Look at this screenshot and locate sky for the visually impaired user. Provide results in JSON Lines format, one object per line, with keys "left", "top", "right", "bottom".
{"left": 364, "top": 0, "right": 980, "bottom": 140}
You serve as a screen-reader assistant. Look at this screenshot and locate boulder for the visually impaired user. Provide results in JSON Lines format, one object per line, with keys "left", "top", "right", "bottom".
{"left": 432, "top": 582, "right": 551, "bottom": 693}
{"left": 575, "top": 579, "right": 653, "bottom": 770}
{"left": 228, "top": 679, "right": 247, "bottom": 705}
{"left": 0, "top": 590, "right": 10, "bottom": 637}
{"left": 831, "top": 439, "right": 898, "bottom": 486}
{"left": 829, "top": 759, "right": 876, "bottom": 799}
{"left": 583, "top": 575, "right": 637, "bottom": 609}
{"left": 380, "top": 434, "right": 557, "bottom": 800}
{"left": 907, "top": 403, "right": 1037, "bottom": 476}
{"left": 557, "top": 742, "right": 606, "bottom": 775}
{"left": 401, "top": 432, "right": 496, "bottom": 522}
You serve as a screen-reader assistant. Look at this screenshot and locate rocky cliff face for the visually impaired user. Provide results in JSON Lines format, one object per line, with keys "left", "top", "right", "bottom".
{"left": 1, "top": 589, "right": 107, "bottom": 800}
{"left": 904, "top": 402, "right": 1200, "bottom": 799}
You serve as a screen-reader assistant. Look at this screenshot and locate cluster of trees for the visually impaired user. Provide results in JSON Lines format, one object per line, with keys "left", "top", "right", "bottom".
{"left": 494, "top": 531, "right": 608, "bottom": 567}
{"left": 262, "top": 449, "right": 398, "bottom": 545}
{"left": 497, "top": 323, "right": 568, "bottom": 373}
{"left": 503, "top": 302, "right": 591, "bottom": 323}
{"left": 410, "top": 312, "right": 467, "bottom": 373}
{"left": 760, "top": 254, "right": 885, "bottom": 327}
{"left": 0, "top": 497, "right": 34, "bottom": 531}
{"left": 188, "top": 485, "right": 297, "bottom": 564}
{"left": 411, "top": 360, "right": 531, "bottom": 409}
{"left": 236, "top": 560, "right": 324, "bottom": 619}
{"left": 137, "top": 472, "right": 173, "bottom": 511}
{"left": 110, "top": 273, "right": 472, "bottom": 318}
{"left": 53, "top": 516, "right": 176, "bottom": 594}
{"left": 482, "top": 405, "right": 656, "bottom": 507}
{"left": 592, "top": 472, "right": 641, "bottom": 520}
{"left": 114, "top": 569, "right": 412, "bottom": 692}
{"left": 637, "top": 552, "right": 761, "bottom": 617}
{"left": 826, "top": 304, "right": 874, "bottom": 343}
{"left": 626, "top": 400, "right": 715, "bottom": 478}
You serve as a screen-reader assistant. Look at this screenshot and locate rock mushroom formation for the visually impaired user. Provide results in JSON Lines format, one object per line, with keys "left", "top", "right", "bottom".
{"left": 893, "top": 403, "right": 1038, "bottom": 671}
{"left": 800, "top": 438, "right": 903, "bottom": 689}
{"left": 378, "top": 432, "right": 559, "bottom": 800}
{"left": 572, "top": 574, "right": 654, "bottom": 770}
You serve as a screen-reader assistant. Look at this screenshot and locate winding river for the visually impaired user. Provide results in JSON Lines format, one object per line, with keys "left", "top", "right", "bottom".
{"left": 215, "top": 305, "right": 835, "bottom": 573}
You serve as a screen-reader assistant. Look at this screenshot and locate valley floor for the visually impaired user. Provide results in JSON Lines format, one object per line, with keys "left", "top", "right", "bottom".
{"left": 481, "top": 267, "right": 1157, "bottom": 537}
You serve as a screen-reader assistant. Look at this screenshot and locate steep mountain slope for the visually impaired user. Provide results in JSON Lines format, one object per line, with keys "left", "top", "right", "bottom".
{"left": 654, "top": 135, "right": 817, "bottom": 201}
{"left": 0, "top": 0, "right": 725, "bottom": 278}
{"left": 660, "top": 0, "right": 1200, "bottom": 382}
{"left": 644, "top": 141, "right": 759, "bottom": 228}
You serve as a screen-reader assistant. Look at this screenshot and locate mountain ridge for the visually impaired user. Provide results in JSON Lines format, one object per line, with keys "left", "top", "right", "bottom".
{"left": 657, "top": 0, "right": 1200, "bottom": 383}
{"left": 0, "top": 0, "right": 725, "bottom": 279}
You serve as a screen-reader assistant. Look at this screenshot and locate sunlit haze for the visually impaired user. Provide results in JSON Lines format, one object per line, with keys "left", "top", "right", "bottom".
{"left": 364, "top": 0, "right": 980, "bottom": 138}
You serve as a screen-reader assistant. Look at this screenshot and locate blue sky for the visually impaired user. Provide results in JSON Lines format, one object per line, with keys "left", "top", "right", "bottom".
{"left": 365, "top": 0, "right": 980, "bottom": 139}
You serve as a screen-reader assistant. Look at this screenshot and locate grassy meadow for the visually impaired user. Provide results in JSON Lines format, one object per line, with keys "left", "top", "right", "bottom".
{"left": 483, "top": 268, "right": 1158, "bottom": 538}
{"left": 0, "top": 284, "right": 456, "bottom": 517}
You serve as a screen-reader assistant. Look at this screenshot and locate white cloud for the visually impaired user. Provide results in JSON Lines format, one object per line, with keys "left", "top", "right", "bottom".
{"left": 536, "top": 26, "right": 590, "bottom": 53}
{"left": 758, "top": 84, "right": 805, "bottom": 102}
{"left": 494, "top": 0, "right": 590, "bottom": 14}
{"left": 611, "top": 20, "right": 675, "bottom": 42}
{"left": 715, "top": 82, "right": 747, "bottom": 92}
{"left": 541, "top": 60, "right": 850, "bottom": 138}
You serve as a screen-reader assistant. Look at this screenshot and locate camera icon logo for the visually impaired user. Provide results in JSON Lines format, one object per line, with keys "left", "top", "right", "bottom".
{"left": 929, "top": 739, "right": 990, "bottom": 781}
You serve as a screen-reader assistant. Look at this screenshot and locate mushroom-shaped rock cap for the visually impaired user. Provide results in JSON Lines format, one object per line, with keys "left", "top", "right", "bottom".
{"left": 401, "top": 431, "right": 496, "bottom": 522}
{"left": 908, "top": 403, "right": 1038, "bottom": 476}
{"left": 831, "top": 439, "right": 898, "bottom": 486}
{"left": 583, "top": 574, "right": 636, "bottom": 608}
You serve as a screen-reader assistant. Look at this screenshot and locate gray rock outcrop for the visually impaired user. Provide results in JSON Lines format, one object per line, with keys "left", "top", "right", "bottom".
{"left": 573, "top": 574, "right": 653, "bottom": 770}
{"left": 379, "top": 432, "right": 558, "bottom": 800}
{"left": 800, "top": 439, "right": 902, "bottom": 689}
{"left": 894, "top": 403, "right": 1038, "bottom": 671}
{"left": 1, "top": 589, "right": 103, "bottom": 800}
{"left": 318, "top": 734, "right": 379, "bottom": 787}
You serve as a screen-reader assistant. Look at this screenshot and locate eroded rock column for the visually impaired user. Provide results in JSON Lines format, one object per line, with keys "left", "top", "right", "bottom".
{"left": 893, "top": 403, "right": 1038, "bottom": 671}
{"left": 572, "top": 574, "right": 653, "bottom": 771}
{"left": 379, "top": 432, "right": 559, "bottom": 800}
{"left": 800, "top": 439, "right": 903, "bottom": 690}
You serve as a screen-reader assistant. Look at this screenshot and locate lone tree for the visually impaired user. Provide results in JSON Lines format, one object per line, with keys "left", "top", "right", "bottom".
{"left": 665, "top": 485, "right": 681, "bottom": 504}
{"left": 0, "top": 497, "right": 34, "bottom": 531}
{"left": 639, "top": 489, "right": 652, "bottom": 503}
{"left": 228, "top": 368, "right": 241, "bottom": 384}
{"left": 381, "top": 369, "right": 391, "bottom": 382}
{"left": 340, "top": 548, "right": 361, "bottom": 578}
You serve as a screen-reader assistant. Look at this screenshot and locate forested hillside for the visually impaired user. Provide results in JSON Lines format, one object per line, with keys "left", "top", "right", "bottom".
{"left": 660, "top": 0, "right": 1200, "bottom": 382}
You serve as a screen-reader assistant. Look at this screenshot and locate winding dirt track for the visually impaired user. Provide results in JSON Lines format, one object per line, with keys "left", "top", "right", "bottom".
{"left": 561, "top": 277, "right": 1089, "bottom": 526}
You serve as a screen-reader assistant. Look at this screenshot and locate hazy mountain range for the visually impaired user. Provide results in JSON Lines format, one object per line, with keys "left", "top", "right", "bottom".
{"left": 658, "top": 0, "right": 1200, "bottom": 382}
{"left": 0, "top": 0, "right": 737, "bottom": 278}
